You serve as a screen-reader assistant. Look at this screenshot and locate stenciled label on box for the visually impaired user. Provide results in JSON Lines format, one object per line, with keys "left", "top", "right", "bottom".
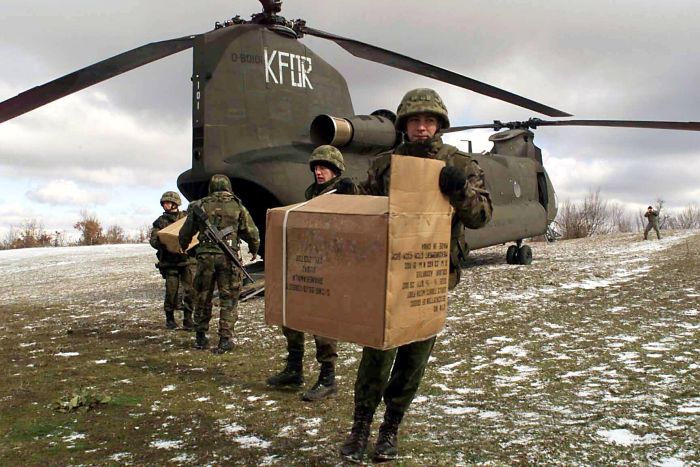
{"left": 287, "top": 253, "right": 330, "bottom": 297}
{"left": 390, "top": 240, "right": 449, "bottom": 313}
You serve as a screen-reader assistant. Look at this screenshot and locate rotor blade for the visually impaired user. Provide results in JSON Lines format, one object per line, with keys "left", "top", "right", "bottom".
{"left": 443, "top": 123, "right": 500, "bottom": 132}
{"left": 446, "top": 119, "right": 700, "bottom": 133}
{"left": 0, "top": 35, "right": 197, "bottom": 123}
{"left": 530, "top": 119, "right": 700, "bottom": 131}
{"left": 300, "top": 25, "right": 571, "bottom": 118}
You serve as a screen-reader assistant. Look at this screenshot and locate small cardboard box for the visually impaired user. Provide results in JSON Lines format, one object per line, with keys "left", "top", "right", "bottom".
{"left": 265, "top": 155, "right": 452, "bottom": 349}
{"left": 156, "top": 217, "right": 199, "bottom": 254}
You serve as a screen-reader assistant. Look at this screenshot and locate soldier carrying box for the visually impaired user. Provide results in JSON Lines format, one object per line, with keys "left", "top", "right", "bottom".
{"left": 149, "top": 191, "right": 196, "bottom": 330}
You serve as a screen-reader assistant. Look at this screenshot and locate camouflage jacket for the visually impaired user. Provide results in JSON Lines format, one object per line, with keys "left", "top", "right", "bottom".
{"left": 150, "top": 211, "right": 191, "bottom": 268}
{"left": 644, "top": 209, "right": 659, "bottom": 226}
{"left": 358, "top": 136, "right": 493, "bottom": 289}
{"left": 304, "top": 176, "right": 342, "bottom": 200}
{"left": 178, "top": 191, "right": 260, "bottom": 257}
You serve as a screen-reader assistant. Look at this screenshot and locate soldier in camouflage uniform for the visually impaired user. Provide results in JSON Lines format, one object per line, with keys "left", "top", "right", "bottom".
{"left": 178, "top": 175, "right": 260, "bottom": 354}
{"left": 267, "top": 145, "right": 355, "bottom": 401}
{"left": 149, "top": 191, "right": 195, "bottom": 330}
{"left": 644, "top": 206, "right": 661, "bottom": 240}
{"left": 340, "top": 89, "right": 493, "bottom": 463}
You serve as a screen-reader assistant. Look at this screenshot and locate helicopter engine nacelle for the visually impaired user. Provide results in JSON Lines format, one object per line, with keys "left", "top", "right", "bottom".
{"left": 489, "top": 129, "right": 543, "bottom": 164}
{"left": 310, "top": 114, "right": 398, "bottom": 154}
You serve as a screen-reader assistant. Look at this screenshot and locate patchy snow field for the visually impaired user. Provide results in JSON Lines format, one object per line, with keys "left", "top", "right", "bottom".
{"left": 0, "top": 232, "right": 698, "bottom": 465}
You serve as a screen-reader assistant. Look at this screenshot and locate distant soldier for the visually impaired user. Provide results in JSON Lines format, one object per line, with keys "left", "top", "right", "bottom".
{"left": 178, "top": 174, "right": 260, "bottom": 354}
{"left": 149, "top": 191, "right": 195, "bottom": 330}
{"left": 266, "top": 145, "right": 355, "bottom": 401}
{"left": 644, "top": 206, "right": 661, "bottom": 240}
{"left": 340, "top": 88, "right": 493, "bottom": 463}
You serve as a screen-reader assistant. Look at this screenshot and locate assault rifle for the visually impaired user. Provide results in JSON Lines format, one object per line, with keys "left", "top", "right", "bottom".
{"left": 190, "top": 205, "right": 255, "bottom": 283}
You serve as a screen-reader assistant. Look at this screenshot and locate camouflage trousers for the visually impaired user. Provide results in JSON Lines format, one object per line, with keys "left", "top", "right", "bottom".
{"left": 161, "top": 265, "right": 195, "bottom": 315}
{"left": 282, "top": 326, "right": 337, "bottom": 364}
{"left": 644, "top": 223, "right": 661, "bottom": 239}
{"left": 353, "top": 336, "right": 436, "bottom": 416}
{"left": 193, "top": 253, "right": 242, "bottom": 339}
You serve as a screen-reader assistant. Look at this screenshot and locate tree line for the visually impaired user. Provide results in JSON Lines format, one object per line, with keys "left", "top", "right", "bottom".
{"left": 556, "top": 189, "right": 700, "bottom": 239}
{"left": 3, "top": 196, "right": 699, "bottom": 250}
{"left": 1, "top": 210, "right": 151, "bottom": 250}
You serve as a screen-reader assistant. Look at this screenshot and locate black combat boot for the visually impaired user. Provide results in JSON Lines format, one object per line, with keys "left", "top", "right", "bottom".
{"left": 194, "top": 331, "right": 209, "bottom": 349}
{"left": 212, "top": 337, "right": 233, "bottom": 354}
{"left": 165, "top": 311, "right": 177, "bottom": 329}
{"left": 302, "top": 362, "right": 337, "bottom": 401}
{"left": 266, "top": 352, "right": 304, "bottom": 387}
{"left": 373, "top": 408, "right": 404, "bottom": 462}
{"left": 182, "top": 310, "right": 194, "bottom": 331}
{"left": 340, "top": 407, "right": 374, "bottom": 464}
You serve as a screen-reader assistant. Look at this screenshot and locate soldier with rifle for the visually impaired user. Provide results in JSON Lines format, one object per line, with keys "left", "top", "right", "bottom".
{"left": 179, "top": 174, "right": 260, "bottom": 354}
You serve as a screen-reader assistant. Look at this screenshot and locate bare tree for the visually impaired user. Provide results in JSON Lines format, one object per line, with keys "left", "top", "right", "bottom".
{"left": 675, "top": 204, "right": 700, "bottom": 229}
{"left": 635, "top": 210, "right": 646, "bottom": 232}
{"left": 104, "top": 225, "right": 126, "bottom": 244}
{"left": 655, "top": 198, "right": 670, "bottom": 229}
{"left": 581, "top": 189, "right": 609, "bottom": 235}
{"left": 5, "top": 219, "right": 53, "bottom": 249}
{"left": 558, "top": 188, "right": 611, "bottom": 239}
{"left": 74, "top": 210, "right": 103, "bottom": 245}
{"left": 609, "top": 202, "right": 632, "bottom": 233}
{"left": 558, "top": 200, "right": 586, "bottom": 239}
{"left": 1, "top": 226, "right": 20, "bottom": 249}
{"left": 137, "top": 223, "right": 151, "bottom": 243}
{"left": 52, "top": 230, "right": 68, "bottom": 247}
{"left": 638, "top": 199, "right": 670, "bottom": 232}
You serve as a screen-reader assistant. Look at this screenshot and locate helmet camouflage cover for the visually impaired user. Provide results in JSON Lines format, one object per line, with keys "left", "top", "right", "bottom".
{"left": 160, "top": 191, "right": 182, "bottom": 206}
{"left": 309, "top": 145, "right": 345, "bottom": 174}
{"left": 395, "top": 88, "right": 450, "bottom": 132}
{"left": 208, "top": 174, "right": 233, "bottom": 194}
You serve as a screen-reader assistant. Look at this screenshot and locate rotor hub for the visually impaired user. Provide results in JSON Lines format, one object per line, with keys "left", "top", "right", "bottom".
{"left": 214, "top": 0, "right": 296, "bottom": 31}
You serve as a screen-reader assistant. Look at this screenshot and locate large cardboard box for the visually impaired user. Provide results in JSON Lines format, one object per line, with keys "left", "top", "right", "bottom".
{"left": 265, "top": 156, "right": 452, "bottom": 349}
{"left": 156, "top": 217, "right": 199, "bottom": 254}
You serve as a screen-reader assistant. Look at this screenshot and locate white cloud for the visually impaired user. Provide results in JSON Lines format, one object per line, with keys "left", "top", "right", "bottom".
{"left": 2, "top": 0, "right": 700, "bottom": 236}
{"left": 0, "top": 89, "right": 190, "bottom": 188}
{"left": 25, "top": 179, "right": 110, "bottom": 206}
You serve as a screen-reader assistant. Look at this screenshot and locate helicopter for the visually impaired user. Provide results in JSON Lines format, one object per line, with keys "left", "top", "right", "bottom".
{"left": 2, "top": 0, "right": 699, "bottom": 266}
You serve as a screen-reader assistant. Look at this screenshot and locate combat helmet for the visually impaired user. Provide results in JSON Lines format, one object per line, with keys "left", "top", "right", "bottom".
{"left": 309, "top": 145, "right": 345, "bottom": 175}
{"left": 208, "top": 174, "right": 233, "bottom": 194}
{"left": 395, "top": 88, "right": 450, "bottom": 132}
{"left": 160, "top": 191, "right": 182, "bottom": 207}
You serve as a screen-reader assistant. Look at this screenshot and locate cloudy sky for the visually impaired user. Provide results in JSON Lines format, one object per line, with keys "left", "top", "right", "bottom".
{"left": 1, "top": 0, "right": 698, "bottom": 240}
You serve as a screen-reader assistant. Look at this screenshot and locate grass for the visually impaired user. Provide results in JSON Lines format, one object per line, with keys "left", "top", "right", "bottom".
{"left": 0, "top": 232, "right": 699, "bottom": 465}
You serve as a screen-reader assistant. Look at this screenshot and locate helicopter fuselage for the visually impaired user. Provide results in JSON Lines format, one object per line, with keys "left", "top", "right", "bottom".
{"left": 177, "top": 24, "right": 556, "bottom": 260}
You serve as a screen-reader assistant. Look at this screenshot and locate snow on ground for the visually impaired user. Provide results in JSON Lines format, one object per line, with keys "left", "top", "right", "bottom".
{"left": 1, "top": 230, "right": 698, "bottom": 464}
{"left": 419, "top": 230, "right": 700, "bottom": 464}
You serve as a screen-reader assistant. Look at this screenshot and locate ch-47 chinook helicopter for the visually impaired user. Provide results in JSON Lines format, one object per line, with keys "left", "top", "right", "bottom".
{"left": 2, "top": 0, "right": 699, "bottom": 268}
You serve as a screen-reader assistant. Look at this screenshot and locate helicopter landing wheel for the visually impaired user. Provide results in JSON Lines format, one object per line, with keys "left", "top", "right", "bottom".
{"left": 518, "top": 245, "right": 533, "bottom": 265}
{"left": 506, "top": 245, "right": 518, "bottom": 264}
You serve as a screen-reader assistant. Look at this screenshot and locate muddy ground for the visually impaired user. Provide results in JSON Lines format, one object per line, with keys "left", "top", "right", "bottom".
{"left": 0, "top": 231, "right": 698, "bottom": 466}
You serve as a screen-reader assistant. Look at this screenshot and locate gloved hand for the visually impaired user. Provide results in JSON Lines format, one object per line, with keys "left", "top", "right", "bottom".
{"left": 439, "top": 166, "right": 467, "bottom": 195}
{"left": 335, "top": 177, "right": 356, "bottom": 195}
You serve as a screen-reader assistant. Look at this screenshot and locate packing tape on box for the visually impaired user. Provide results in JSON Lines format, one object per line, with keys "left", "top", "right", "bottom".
{"left": 281, "top": 189, "right": 337, "bottom": 326}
